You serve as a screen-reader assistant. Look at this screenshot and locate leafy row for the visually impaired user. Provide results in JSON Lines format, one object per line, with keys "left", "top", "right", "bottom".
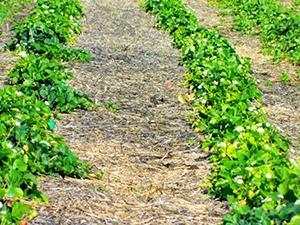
{"left": 144, "top": 0, "right": 299, "bottom": 224}
{"left": 0, "top": 0, "right": 94, "bottom": 224}
{"left": 0, "top": 0, "right": 32, "bottom": 27}
{"left": 210, "top": 0, "right": 300, "bottom": 64}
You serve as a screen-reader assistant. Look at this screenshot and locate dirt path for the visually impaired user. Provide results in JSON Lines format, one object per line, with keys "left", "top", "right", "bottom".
{"left": 188, "top": 0, "right": 300, "bottom": 150}
{"left": 31, "top": 0, "right": 225, "bottom": 224}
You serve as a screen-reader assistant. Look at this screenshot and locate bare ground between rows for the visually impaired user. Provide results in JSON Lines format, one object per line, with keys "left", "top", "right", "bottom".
{"left": 188, "top": 0, "right": 300, "bottom": 151}
{"left": 31, "top": 0, "right": 225, "bottom": 224}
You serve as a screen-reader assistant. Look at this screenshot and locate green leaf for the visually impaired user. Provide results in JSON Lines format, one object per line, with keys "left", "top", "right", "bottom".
{"left": 13, "top": 158, "right": 27, "bottom": 172}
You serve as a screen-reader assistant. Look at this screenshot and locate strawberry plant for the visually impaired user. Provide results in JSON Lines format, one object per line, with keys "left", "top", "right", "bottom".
{"left": 5, "top": 0, "right": 91, "bottom": 62}
{"left": 144, "top": 0, "right": 300, "bottom": 224}
{"left": 210, "top": 0, "right": 300, "bottom": 64}
{"left": 0, "top": 0, "right": 95, "bottom": 223}
{"left": 0, "top": 0, "right": 32, "bottom": 27}
{"left": 0, "top": 87, "right": 89, "bottom": 224}
{"left": 8, "top": 55, "right": 94, "bottom": 112}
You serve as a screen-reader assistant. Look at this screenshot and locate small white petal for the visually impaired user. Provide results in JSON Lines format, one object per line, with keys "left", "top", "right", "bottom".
{"left": 262, "top": 197, "right": 272, "bottom": 203}
{"left": 6, "top": 142, "right": 13, "bottom": 149}
{"left": 233, "top": 80, "right": 238, "bottom": 85}
{"left": 235, "top": 126, "right": 244, "bottom": 132}
{"left": 218, "top": 142, "right": 227, "bottom": 148}
{"left": 16, "top": 91, "right": 23, "bottom": 96}
{"left": 266, "top": 173, "right": 272, "bottom": 179}
{"left": 257, "top": 128, "right": 265, "bottom": 133}
{"left": 278, "top": 194, "right": 284, "bottom": 199}
{"left": 18, "top": 51, "right": 28, "bottom": 57}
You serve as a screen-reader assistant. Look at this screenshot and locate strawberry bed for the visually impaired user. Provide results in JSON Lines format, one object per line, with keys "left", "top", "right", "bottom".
{"left": 0, "top": 0, "right": 94, "bottom": 224}
{"left": 144, "top": 0, "right": 299, "bottom": 224}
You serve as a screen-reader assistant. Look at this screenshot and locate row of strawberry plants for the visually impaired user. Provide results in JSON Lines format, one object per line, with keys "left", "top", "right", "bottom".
{"left": 210, "top": 0, "right": 300, "bottom": 64}
{"left": 0, "top": 0, "right": 94, "bottom": 224}
{"left": 144, "top": 0, "right": 299, "bottom": 224}
{"left": 0, "top": 0, "right": 32, "bottom": 27}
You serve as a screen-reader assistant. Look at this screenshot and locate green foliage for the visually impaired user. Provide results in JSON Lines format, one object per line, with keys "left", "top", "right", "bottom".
{"left": 101, "top": 100, "right": 120, "bottom": 112}
{"left": 5, "top": 0, "right": 92, "bottom": 62}
{"left": 0, "top": 87, "right": 90, "bottom": 224}
{"left": 211, "top": 0, "right": 300, "bottom": 63}
{"left": 280, "top": 73, "right": 292, "bottom": 83}
{"left": 0, "top": 0, "right": 94, "bottom": 223}
{"left": 144, "top": 0, "right": 300, "bottom": 224}
{"left": 0, "top": 0, "right": 32, "bottom": 27}
{"left": 8, "top": 55, "right": 94, "bottom": 112}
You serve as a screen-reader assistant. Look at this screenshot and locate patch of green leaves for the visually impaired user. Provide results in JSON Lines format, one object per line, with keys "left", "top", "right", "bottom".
{"left": 5, "top": 0, "right": 92, "bottom": 62}
{"left": 8, "top": 55, "right": 94, "bottom": 112}
{"left": 0, "top": 87, "right": 90, "bottom": 224}
{"left": 0, "top": 0, "right": 94, "bottom": 223}
{"left": 0, "top": 0, "right": 32, "bottom": 28}
{"left": 280, "top": 72, "right": 292, "bottom": 83}
{"left": 211, "top": 0, "right": 300, "bottom": 64}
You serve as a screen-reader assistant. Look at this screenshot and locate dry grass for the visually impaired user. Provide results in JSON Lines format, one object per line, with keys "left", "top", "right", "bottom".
{"left": 31, "top": 0, "right": 226, "bottom": 224}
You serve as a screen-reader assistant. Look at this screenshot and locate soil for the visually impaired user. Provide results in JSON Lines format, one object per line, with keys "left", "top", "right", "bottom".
{"left": 30, "top": 0, "right": 226, "bottom": 224}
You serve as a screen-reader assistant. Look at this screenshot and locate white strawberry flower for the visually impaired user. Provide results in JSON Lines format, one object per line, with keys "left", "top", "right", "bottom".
{"left": 18, "top": 51, "right": 28, "bottom": 57}
{"left": 200, "top": 99, "right": 206, "bottom": 104}
{"left": 235, "top": 176, "right": 244, "bottom": 184}
{"left": 235, "top": 126, "right": 244, "bottom": 132}
{"left": 6, "top": 142, "right": 13, "bottom": 149}
{"left": 265, "top": 173, "right": 272, "bottom": 179}
{"left": 248, "top": 107, "right": 255, "bottom": 111}
{"left": 277, "top": 194, "right": 284, "bottom": 199}
{"left": 232, "top": 80, "right": 238, "bottom": 85}
{"left": 246, "top": 167, "right": 253, "bottom": 172}
{"left": 218, "top": 142, "right": 227, "bottom": 148}
{"left": 257, "top": 127, "right": 265, "bottom": 133}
